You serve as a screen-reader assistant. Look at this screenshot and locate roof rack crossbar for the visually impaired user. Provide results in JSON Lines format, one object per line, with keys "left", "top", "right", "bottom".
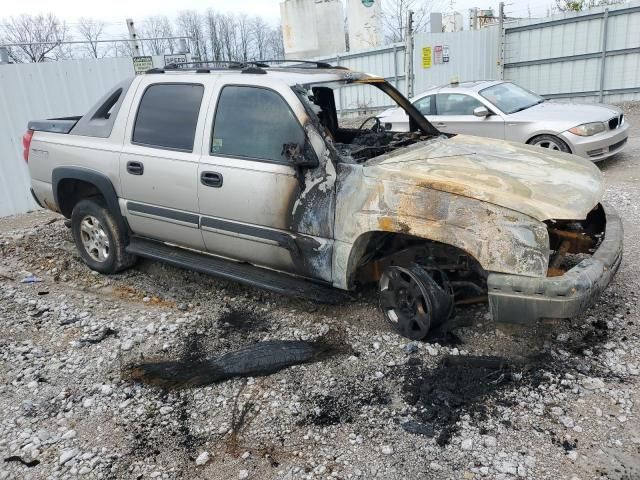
{"left": 146, "top": 61, "right": 268, "bottom": 75}
{"left": 256, "top": 59, "right": 336, "bottom": 69}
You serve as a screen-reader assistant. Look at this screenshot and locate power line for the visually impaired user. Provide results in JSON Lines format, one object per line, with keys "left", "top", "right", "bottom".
{"left": 0, "top": 36, "right": 191, "bottom": 48}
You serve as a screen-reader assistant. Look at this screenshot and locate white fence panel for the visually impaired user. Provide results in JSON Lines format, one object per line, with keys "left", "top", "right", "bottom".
{"left": 504, "top": 1, "right": 640, "bottom": 102}
{"left": 0, "top": 57, "right": 133, "bottom": 218}
{"left": 413, "top": 29, "right": 499, "bottom": 93}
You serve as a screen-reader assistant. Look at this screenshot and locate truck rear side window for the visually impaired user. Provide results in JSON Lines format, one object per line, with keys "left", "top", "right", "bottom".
{"left": 211, "top": 86, "right": 305, "bottom": 163}
{"left": 133, "top": 83, "right": 204, "bottom": 152}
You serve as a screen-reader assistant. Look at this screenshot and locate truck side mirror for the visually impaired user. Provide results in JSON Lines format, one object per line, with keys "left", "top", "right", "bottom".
{"left": 283, "top": 141, "right": 319, "bottom": 169}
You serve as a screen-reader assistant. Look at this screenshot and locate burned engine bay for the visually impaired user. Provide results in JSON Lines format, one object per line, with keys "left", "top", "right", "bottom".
{"left": 294, "top": 83, "right": 436, "bottom": 163}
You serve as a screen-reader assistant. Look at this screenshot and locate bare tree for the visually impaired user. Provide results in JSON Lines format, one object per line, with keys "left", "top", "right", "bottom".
{"left": 205, "top": 9, "right": 223, "bottom": 61}
{"left": 252, "top": 16, "right": 271, "bottom": 60}
{"left": 236, "top": 14, "right": 252, "bottom": 62}
{"left": 381, "top": 0, "right": 447, "bottom": 43}
{"left": 142, "top": 16, "right": 175, "bottom": 55}
{"left": 177, "top": 10, "right": 207, "bottom": 61}
{"left": 266, "top": 26, "right": 285, "bottom": 60}
{"left": 0, "top": 13, "right": 69, "bottom": 62}
{"left": 555, "top": 0, "right": 624, "bottom": 11}
{"left": 218, "top": 14, "right": 238, "bottom": 61}
{"left": 76, "top": 18, "right": 106, "bottom": 58}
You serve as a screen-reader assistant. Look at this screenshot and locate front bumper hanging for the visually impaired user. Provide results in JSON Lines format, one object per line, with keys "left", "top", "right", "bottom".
{"left": 487, "top": 202, "right": 623, "bottom": 325}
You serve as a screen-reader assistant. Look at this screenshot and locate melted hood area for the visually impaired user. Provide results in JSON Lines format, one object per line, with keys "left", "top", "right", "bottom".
{"left": 364, "top": 135, "right": 604, "bottom": 221}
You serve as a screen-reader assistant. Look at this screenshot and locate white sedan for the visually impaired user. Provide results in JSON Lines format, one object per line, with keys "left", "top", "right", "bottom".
{"left": 378, "top": 80, "right": 629, "bottom": 161}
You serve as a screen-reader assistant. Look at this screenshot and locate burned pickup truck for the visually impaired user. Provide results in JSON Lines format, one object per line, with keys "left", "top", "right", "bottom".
{"left": 25, "top": 61, "right": 622, "bottom": 339}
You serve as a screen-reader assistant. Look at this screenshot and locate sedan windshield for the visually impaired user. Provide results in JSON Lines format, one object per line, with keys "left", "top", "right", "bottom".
{"left": 479, "top": 82, "right": 544, "bottom": 114}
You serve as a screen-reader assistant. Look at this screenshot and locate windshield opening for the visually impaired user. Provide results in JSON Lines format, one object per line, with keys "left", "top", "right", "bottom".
{"left": 479, "top": 82, "right": 544, "bottom": 114}
{"left": 293, "top": 79, "right": 438, "bottom": 163}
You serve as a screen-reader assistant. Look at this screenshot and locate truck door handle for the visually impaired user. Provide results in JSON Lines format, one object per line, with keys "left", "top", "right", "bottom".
{"left": 126, "top": 161, "right": 144, "bottom": 175}
{"left": 201, "top": 171, "right": 223, "bottom": 188}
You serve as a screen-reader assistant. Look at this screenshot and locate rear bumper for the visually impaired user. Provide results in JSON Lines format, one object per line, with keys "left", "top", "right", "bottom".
{"left": 487, "top": 202, "right": 623, "bottom": 324}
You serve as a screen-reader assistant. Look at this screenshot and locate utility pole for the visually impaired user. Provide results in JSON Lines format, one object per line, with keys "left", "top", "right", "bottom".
{"left": 497, "top": 2, "right": 504, "bottom": 80}
{"left": 126, "top": 18, "right": 141, "bottom": 56}
{"left": 0, "top": 47, "right": 9, "bottom": 64}
{"left": 405, "top": 10, "right": 414, "bottom": 99}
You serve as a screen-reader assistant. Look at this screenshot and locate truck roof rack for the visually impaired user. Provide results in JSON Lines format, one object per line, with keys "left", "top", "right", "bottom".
{"left": 256, "top": 59, "right": 341, "bottom": 69}
{"left": 146, "top": 61, "right": 269, "bottom": 75}
{"left": 144, "top": 59, "right": 347, "bottom": 75}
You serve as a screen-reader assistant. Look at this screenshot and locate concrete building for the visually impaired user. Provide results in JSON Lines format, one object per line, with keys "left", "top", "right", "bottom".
{"left": 346, "top": 0, "right": 382, "bottom": 51}
{"left": 443, "top": 11, "right": 464, "bottom": 32}
{"left": 281, "top": 0, "right": 346, "bottom": 59}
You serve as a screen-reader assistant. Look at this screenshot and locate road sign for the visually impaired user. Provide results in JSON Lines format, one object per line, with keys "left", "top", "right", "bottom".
{"left": 132, "top": 56, "right": 153, "bottom": 75}
{"left": 164, "top": 53, "right": 188, "bottom": 68}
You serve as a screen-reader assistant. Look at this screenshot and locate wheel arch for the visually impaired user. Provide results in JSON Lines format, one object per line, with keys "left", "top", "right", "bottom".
{"left": 343, "top": 230, "right": 485, "bottom": 290}
{"left": 52, "top": 167, "right": 128, "bottom": 235}
{"left": 525, "top": 132, "right": 572, "bottom": 153}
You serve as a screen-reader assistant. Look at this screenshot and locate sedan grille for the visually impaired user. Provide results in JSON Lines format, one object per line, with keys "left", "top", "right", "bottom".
{"left": 608, "top": 114, "right": 624, "bottom": 130}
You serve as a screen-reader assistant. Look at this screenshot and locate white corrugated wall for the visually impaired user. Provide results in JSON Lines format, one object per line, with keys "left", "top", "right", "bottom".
{"left": 0, "top": 57, "right": 134, "bottom": 218}
{"left": 504, "top": 1, "right": 640, "bottom": 103}
{"left": 412, "top": 29, "right": 499, "bottom": 93}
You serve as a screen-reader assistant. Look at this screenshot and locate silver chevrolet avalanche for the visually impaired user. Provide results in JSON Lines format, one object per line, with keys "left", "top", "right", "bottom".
{"left": 24, "top": 63, "right": 623, "bottom": 340}
{"left": 378, "top": 80, "right": 629, "bottom": 161}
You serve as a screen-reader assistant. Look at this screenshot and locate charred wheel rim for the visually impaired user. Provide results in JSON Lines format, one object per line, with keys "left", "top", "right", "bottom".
{"left": 379, "top": 266, "right": 433, "bottom": 339}
{"left": 531, "top": 138, "right": 564, "bottom": 151}
{"left": 79, "top": 215, "right": 110, "bottom": 262}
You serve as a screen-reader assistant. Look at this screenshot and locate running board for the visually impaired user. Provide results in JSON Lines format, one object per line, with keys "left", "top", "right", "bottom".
{"left": 126, "top": 237, "right": 348, "bottom": 304}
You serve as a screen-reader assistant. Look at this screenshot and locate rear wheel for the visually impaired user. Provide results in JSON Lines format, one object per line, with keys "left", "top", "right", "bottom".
{"left": 379, "top": 264, "right": 454, "bottom": 340}
{"left": 528, "top": 134, "right": 570, "bottom": 153}
{"left": 71, "top": 198, "right": 136, "bottom": 274}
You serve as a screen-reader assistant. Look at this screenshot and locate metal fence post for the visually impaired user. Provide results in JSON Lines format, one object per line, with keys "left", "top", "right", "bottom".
{"left": 599, "top": 8, "right": 609, "bottom": 102}
{"left": 336, "top": 54, "right": 345, "bottom": 111}
{"left": 498, "top": 2, "right": 505, "bottom": 80}
{"left": 392, "top": 44, "right": 399, "bottom": 88}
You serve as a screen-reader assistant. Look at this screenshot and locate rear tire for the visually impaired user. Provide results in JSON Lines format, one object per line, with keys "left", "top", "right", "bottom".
{"left": 528, "top": 134, "right": 571, "bottom": 153}
{"left": 71, "top": 198, "right": 136, "bottom": 274}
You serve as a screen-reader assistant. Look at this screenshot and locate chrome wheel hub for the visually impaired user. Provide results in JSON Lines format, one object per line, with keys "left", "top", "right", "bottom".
{"left": 80, "top": 216, "right": 110, "bottom": 262}
{"left": 533, "top": 139, "right": 561, "bottom": 151}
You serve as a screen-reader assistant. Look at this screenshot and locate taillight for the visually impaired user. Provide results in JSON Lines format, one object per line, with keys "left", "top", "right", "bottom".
{"left": 22, "top": 129, "right": 34, "bottom": 163}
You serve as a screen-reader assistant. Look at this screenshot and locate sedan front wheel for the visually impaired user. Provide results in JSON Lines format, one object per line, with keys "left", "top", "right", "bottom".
{"left": 528, "top": 134, "right": 571, "bottom": 153}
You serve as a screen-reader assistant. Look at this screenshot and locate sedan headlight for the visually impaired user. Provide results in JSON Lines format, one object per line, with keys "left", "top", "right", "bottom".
{"left": 568, "top": 122, "right": 606, "bottom": 136}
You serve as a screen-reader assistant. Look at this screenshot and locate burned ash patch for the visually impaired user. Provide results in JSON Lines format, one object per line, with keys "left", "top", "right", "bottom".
{"left": 118, "top": 392, "right": 204, "bottom": 476}
{"left": 564, "top": 318, "right": 609, "bottom": 356}
{"left": 218, "top": 308, "right": 271, "bottom": 334}
{"left": 403, "top": 355, "right": 518, "bottom": 446}
{"left": 304, "top": 383, "right": 392, "bottom": 427}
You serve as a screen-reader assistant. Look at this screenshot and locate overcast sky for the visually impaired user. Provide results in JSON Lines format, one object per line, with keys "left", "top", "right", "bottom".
{"left": 3, "top": 0, "right": 554, "bottom": 34}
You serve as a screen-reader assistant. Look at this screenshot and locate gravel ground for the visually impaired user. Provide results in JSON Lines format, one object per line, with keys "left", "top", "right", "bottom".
{"left": 1, "top": 110, "right": 639, "bottom": 480}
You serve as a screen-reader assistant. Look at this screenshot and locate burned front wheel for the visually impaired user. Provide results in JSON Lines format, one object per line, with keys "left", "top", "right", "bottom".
{"left": 379, "top": 265, "right": 454, "bottom": 340}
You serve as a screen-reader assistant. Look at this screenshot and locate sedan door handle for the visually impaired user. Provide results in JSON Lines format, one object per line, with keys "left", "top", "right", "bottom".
{"left": 435, "top": 122, "right": 447, "bottom": 127}
{"left": 126, "top": 161, "right": 144, "bottom": 175}
{"left": 201, "top": 171, "right": 223, "bottom": 188}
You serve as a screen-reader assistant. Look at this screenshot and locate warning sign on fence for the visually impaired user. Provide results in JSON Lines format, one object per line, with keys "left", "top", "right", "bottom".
{"left": 422, "top": 47, "right": 432, "bottom": 69}
{"left": 133, "top": 56, "right": 153, "bottom": 74}
{"left": 434, "top": 45, "right": 443, "bottom": 64}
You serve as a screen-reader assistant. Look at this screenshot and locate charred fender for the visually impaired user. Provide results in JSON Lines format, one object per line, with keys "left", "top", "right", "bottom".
{"left": 332, "top": 165, "right": 551, "bottom": 290}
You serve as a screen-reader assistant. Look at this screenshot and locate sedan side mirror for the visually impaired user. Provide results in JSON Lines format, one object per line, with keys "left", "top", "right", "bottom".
{"left": 473, "top": 106, "right": 490, "bottom": 117}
